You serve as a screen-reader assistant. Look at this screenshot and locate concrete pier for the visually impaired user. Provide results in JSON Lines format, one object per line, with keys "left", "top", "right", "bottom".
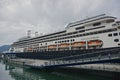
{"left": 8, "top": 58, "right": 120, "bottom": 73}
{"left": 9, "top": 58, "right": 49, "bottom": 66}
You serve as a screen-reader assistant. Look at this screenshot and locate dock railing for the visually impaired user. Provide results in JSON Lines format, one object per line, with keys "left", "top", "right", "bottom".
{"left": 24, "top": 48, "right": 120, "bottom": 70}
{"left": 42, "top": 48, "right": 120, "bottom": 67}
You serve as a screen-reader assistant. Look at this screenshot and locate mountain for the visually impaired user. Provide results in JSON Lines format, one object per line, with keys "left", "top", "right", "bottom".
{"left": 0, "top": 45, "right": 11, "bottom": 52}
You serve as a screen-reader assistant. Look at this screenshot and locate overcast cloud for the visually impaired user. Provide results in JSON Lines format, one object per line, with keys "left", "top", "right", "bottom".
{"left": 0, "top": 0, "right": 120, "bottom": 46}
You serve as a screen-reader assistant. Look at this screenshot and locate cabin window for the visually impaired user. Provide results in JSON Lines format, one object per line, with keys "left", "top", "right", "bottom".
{"left": 76, "top": 26, "right": 85, "bottom": 30}
{"left": 106, "top": 19, "right": 114, "bottom": 23}
{"left": 79, "top": 30, "right": 85, "bottom": 33}
{"left": 116, "top": 21, "right": 120, "bottom": 23}
{"left": 75, "top": 35, "right": 79, "bottom": 37}
{"left": 93, "top": 22, "right": 101, "bottom": 26}
{"left": 94, "top": 31, "right": 98, "bottom": 34}
{"left": 73, "top": 31, "right": 78, "bottom": 34}
{"left": 112, "top": 24, "right": 117, "bottom": 27}
{"left": 67, "top": 40, "right": 69, "bottom": 42}
{"left": 113, "top": 33, "right": 118, "bottom": 36}
{"left": 83, "top": 34, "right": 86, "bottom": 36}
{"left": 90, "top": 32, "right": 94, "bottom": 35}
{"left": 108, "top": 34, "right": 112, "bottom": 37}
{"left": 114, "top": 39, "right": 119, "bottom": 42}
{"left": 71, "top": 39, "right": 74, "bottom": 42}
{"left": 86, "top": 33, "right": 90, "bottom": 36}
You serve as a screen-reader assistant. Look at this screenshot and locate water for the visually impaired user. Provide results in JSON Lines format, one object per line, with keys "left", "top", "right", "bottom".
{"left": 0, "top": 60, "right": 112, "bottom": 80}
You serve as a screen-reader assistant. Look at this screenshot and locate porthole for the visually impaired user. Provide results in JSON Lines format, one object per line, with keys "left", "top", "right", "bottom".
{"left": 114, "top": 39, "right": 119, "bottom": 42}
{"left": 108, "top": 34, "right": 112, "bottom": 37}
{"left": 113, "top": 33, "right": 118, "bottom": 36}
{"left": 67, "top": 40, "right": 69, "bottom": 42}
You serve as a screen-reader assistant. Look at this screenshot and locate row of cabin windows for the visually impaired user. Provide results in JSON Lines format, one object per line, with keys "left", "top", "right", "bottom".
{"left": 40, "top": 43, "right": 47, "bottom": 46}
{"left": 75, "top": 20, "right": 115, "bottom": 30}
{"left": 16, "top": 24, "right": 106, "bottom": 45}
{"left": 108, "top": 32, "right": 120, "bottom": 37}
{"left": 16, "top": 29, "right": 84, "bottom": 45}
{"left": 23, "top": 25, "right": 104, "bottom": 45}
{"left": 40, "top": 39, "right": 75, "bottom": 46}
{"left": 46, "top": 24, "right": 105, "bottom": 41}
{"left": 76, "top": 22, "right": 101, "bottom": 30}
{"left": 16, "top": 28, "right": 117, "bottom": 47}
{"left": 55, "top": 39, "right": 75, "bottom": 44}
{"left": 76, "top": 26, "right": 105, "bottom": 32}
{"left": 86, "top": 26, "right": 105, "bottom": 31}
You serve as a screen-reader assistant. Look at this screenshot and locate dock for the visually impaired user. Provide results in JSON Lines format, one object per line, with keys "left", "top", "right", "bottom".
{"left": 5, "top": 47, "right": 120, "bottom": 73}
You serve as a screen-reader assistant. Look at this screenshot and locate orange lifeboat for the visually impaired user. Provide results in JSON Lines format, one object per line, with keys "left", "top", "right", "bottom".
{"left": 48, "top": 45, "right": 57, "bottom": 49}
{"left": 59, "top": 43, "right": 69, "bottom": 48}
{"left": 72, "top": 41, "right": 86, "bottom": 47}
{"left": 88, "top": 40, "right": 102, "bottom": 46}
{"left": 27, "top": 48, "right": 33, "bottom": 51}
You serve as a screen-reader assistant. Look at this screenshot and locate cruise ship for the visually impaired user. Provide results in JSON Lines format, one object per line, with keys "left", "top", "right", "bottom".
{"left": 9, "top": 14, "right": 120, "bottom": 59}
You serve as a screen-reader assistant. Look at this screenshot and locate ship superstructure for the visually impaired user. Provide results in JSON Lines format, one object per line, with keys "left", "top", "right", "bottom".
{"left": 10, "top": 14, "right": 120, "bottom": 53}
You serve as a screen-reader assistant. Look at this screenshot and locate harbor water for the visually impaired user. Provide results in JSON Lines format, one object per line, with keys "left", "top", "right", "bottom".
{"left": 0, "top": 59, "right": 116, "bottom": 80}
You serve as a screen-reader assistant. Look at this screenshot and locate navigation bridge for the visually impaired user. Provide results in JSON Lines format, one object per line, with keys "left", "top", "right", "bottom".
{"left": 25, "top": 48, "right": 120, "bottom": 69}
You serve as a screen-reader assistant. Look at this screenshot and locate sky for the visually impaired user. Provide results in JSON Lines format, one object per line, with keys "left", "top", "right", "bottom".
{"left": 0, "top": 0, "right": 120, "bottom": 46}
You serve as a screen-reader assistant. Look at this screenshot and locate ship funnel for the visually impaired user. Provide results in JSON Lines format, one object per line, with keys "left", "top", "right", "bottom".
{"left": 27, "top": 30, "right": 31, "bottom": 38}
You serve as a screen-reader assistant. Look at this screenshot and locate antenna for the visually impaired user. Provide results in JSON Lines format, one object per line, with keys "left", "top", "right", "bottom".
{"left": 35, "top": 32, "right": 39, "bottom": 37}
{"left": 27, "top": 30, "right": 31, "bottom": 38}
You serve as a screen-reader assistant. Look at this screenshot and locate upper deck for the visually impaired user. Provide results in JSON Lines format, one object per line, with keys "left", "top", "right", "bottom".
{"left": 14, "top": 14, "right": 116, "bottom": 42}
{"left": 11, "top": 14, "right": 119, "bottom": 52}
